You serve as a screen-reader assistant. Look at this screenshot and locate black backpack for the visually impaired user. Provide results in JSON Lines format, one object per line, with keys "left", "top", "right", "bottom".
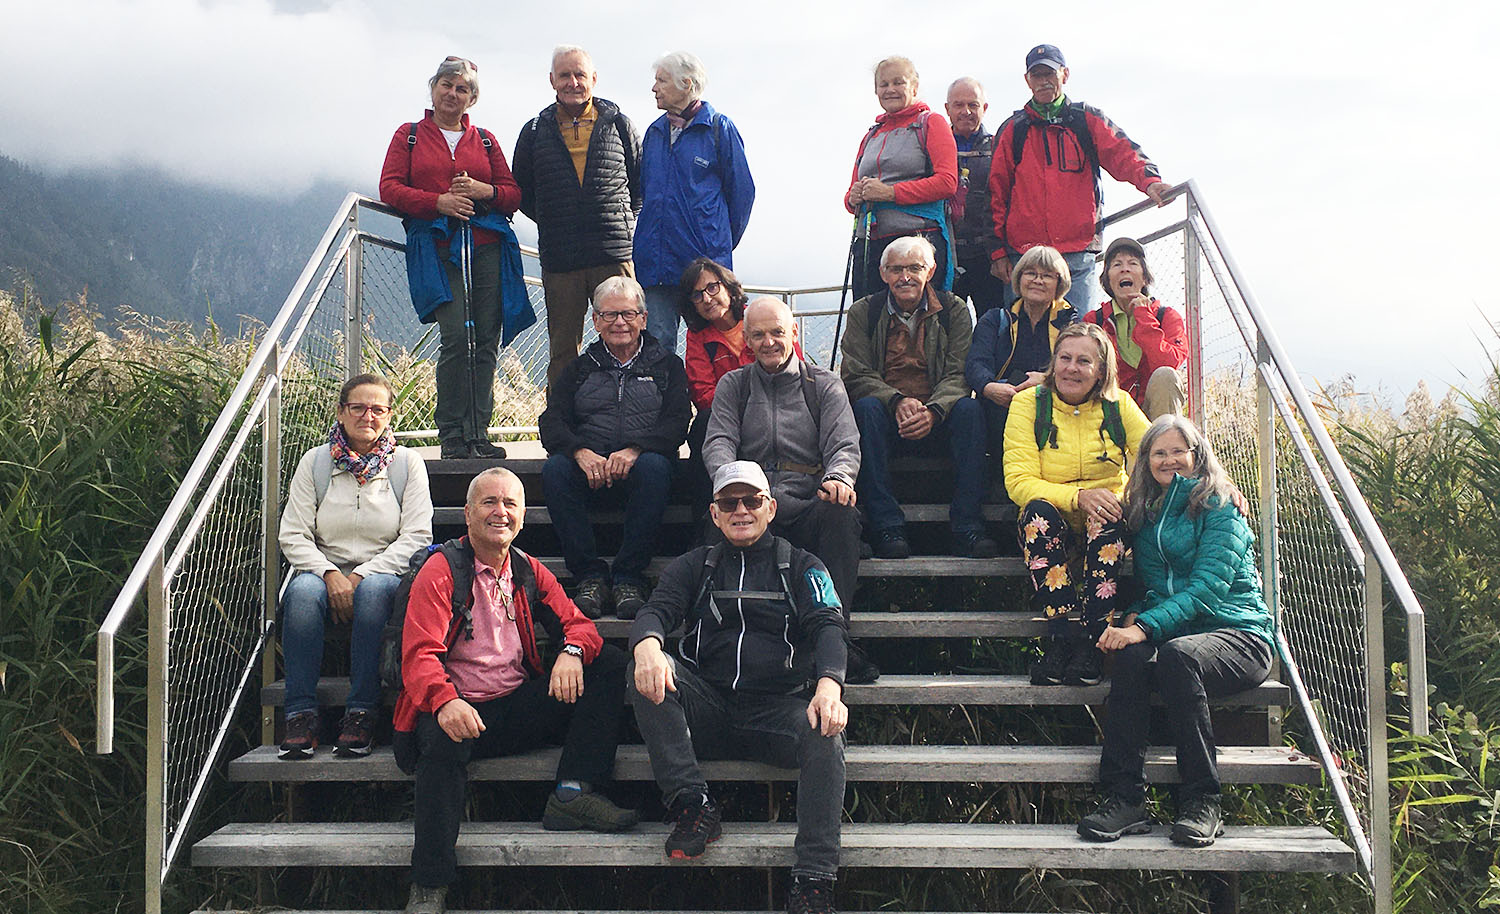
{"left": 379, "top": 537, "right": 542, "bottom": 694}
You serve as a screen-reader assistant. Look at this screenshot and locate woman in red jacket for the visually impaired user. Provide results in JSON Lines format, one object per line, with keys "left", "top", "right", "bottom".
{"left": 844, "top": 56, "right": 958, "bottom": 300}
{"left": 678, "top": 257, "right": 802, "bottom": 508}
{"left": 379, "top": 56, "right": 522, "bottom": 460}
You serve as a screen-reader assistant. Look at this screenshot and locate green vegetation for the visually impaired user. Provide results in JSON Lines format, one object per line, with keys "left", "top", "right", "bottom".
{"left": 3, "top": 280, "right": 1497, "bottom": 912}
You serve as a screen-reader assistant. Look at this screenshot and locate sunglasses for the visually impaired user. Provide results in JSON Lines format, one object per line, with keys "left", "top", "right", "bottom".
{"left": 713, "top": 493, "right": 769, "bottom": 513}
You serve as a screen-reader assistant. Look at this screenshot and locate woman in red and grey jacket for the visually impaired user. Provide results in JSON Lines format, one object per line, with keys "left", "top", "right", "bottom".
{"left": 1083, "top": 237, "right": 1189, "bottom": 419}
{"left": 845, "top": 56, "right": 958, "bottom": 300}
{"left": 379, "top": 56, "right": 522, "bottom": 461}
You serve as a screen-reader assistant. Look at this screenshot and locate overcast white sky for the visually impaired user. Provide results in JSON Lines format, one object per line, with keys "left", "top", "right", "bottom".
{"left": 4, "top": 0, "right": 1497, "bottom": 398}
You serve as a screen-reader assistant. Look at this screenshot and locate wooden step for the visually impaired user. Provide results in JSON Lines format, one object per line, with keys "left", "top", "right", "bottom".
{"left": 192, "top": 821, "right": 1356, "bottom": 873}
{"left": 539, "top": 556, "right": 1029, "bottom": 579}
{"left": 260, "top": 675, "right": 1290, "bottom": 709}
{"left": 593, "top": 610, "right": 1049, "bottom": 640}
{"left": 228, "top": 743, "right": 1322, "bottom": 785}
{"left": 434, "top": 503, "right": 1016, "bottom": 527}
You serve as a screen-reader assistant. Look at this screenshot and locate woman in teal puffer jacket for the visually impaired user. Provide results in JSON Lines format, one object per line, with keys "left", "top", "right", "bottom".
{"left": 1076, "top": 414, "right": 1275, "bottom": 849}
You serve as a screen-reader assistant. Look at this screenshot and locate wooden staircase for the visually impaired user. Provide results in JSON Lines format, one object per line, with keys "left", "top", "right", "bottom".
{"left": 191, "top": 442, "right": 1356, "bottom": 912}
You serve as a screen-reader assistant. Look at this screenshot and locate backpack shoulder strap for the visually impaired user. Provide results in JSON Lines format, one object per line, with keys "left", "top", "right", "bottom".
{"left": 1100, "top": 397, "right": 1128, "bottom": 459}
{"left": 1033, "top": 385, "right": 1057, "bottom": 450}
{"left": 1009, "top": 111, "right": 1030, "bottom": 166}
{"left": 774, "top": 537, "right": 796, "bottom": 606}
{"left": 692, "top": 542, "right": 727, "bottom": 623}
{"left": 387, "top": 450, "right": 408, "bottom": 510}
{"left": 312, "top": 447, "right": 333, "bottom": 507}
{"left": 476, "top": 127, "right": 494, "bottom": 150}
{"left": 866, "top": 293, "right": 886, "bottom": 343}
{"left": 798, "top": 361, "right": 821, "bottom": 437}
{"left": 439, "top": 538, "right": 476, "bottom": 641}
{"left": 407, "top": 122, "right": 420, "bottom": 183}
{"left": 510, "top": 546, "right": 542, "bottom": 612}
{"left": 1062, "top": 102, "right": 1100, "bottom": 178}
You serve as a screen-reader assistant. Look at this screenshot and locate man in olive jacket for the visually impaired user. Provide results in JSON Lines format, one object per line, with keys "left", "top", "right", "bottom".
{"left": 513, "top": 45, "right": 642, "bottom": 384}
{"left": 841, "top": 235, "right": 995, "bottom": 559}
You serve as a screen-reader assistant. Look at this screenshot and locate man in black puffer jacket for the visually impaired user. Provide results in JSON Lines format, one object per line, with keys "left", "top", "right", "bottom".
{"left": 630, "top": 460, "right": 848, "bottom": 913}
{"left": 514, "top": 45, "right": 643, "bottom": 385}
{"left": 539, "top": 275, "right": 690, "bottom": 621}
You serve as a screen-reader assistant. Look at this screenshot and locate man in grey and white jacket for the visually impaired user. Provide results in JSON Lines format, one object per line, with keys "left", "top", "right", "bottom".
{"left": 704, "top": 298, "right": 862, "bottom": 613}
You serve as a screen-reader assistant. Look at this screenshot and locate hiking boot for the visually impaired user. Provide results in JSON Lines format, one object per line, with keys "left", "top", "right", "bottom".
{"left": 278, "top": 710, "right": 319, "bottom": 759}
{"left": 952, "top": 528, "right": 1000, "bottom": 558}
{"left": 787, "top": 874, "right": 837, "bottom": 914}
{"left": 440, "top": 439, "right": 470, "bottom": 460}
{"left": 1029, "top": 637, "right": 1072, "bottom": 685}
{"left": 664, "top": 791, "right": 722, "bottom": 859}
{"left": 871, "top": 528, "right": 910, "bottom": 559}
{"left": 542, "top": 790, "right": 640, "bottom": 832}
{"left": 1063, "top": 639, "right": 1104, "bottom": 686}
{"left": 334, "top": 709, "right": 375, "bottom": 758}
{"left": 859, "top": 540, "right": 873, "bottom": 559}
{"left": 468, "top": 439, "right": 507, "bottom": 460}
{"left": 613, "top": 580, "right": 648, "bottom": 620}
{"left": 573, "top": 576, "right": 611, "bottom": 619}
{"left": 404, "top": 883, "right": 447, "bottom": 914}
{"left": 1078, "top": 794, "right": 1152, "bottom": 842}
{"left": 1171, "top": 794, "right": 1225, "bottom": 847}
{"left": 846, "top": 643, "right": 881, "bottom": 685}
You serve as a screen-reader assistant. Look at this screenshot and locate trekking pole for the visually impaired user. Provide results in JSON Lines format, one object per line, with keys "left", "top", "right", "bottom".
{"left": 459, "top": 221, "right": 482, "bottom": 449}
{"left": 828, "top": 207, "right": 865, "bottom": 372}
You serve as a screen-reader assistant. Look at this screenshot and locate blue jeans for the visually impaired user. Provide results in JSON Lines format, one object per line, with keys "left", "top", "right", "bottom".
{"left": 280, "top": 569, "right": 402, "bottom": 715}
{"left": 852, "top": 395, "right": 987, "bottom": 536}
{"left": 541, "top": 450, "right": 674, "bottom": 586}
{"left": 643, "top": 284, "right": 683, "bottom": 356}
{"left": 1001, "top": 249, "right": 1100, "bottom": 318}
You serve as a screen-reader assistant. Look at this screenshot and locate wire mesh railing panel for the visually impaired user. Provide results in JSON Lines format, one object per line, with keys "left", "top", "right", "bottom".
{"left": 158, "top": 406, "right": 270, "bottom": 871}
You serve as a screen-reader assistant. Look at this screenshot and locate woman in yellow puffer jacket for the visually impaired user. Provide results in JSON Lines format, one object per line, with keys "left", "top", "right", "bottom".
{"left": 1003, "top": 322, "right": 1149, "bottom": 687}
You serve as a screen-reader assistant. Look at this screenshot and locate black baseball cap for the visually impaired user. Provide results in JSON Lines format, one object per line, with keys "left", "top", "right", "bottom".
{"left": 1025, "top": 44, "right": 1066, "bottom": 71}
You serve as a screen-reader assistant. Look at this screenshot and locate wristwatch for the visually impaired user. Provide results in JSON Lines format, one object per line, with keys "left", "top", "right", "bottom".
{"left": 561, "top": 643, "right": 585, "bottom": 658}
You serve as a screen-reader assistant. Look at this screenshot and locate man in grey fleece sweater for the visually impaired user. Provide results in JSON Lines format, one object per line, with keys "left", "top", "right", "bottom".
{"left": 703, "top": 298, "right": 880, "bottom": 683}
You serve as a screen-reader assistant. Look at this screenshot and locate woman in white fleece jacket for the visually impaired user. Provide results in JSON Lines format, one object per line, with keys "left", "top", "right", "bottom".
{"left": 276, "top": 374, "right": 432, "bottom": 759}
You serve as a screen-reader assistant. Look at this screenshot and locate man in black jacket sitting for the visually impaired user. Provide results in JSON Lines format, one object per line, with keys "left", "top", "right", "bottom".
{"left": 629, "top": 460, "right": 848, "bottom": 914}
{"left": 539, "top": 275, "right": 690, "bottom": 619}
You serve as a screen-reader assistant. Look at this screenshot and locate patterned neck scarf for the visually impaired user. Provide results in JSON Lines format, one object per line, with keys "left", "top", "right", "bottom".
{"left": 328, "top": 421, "right": 396, "bottom": 487}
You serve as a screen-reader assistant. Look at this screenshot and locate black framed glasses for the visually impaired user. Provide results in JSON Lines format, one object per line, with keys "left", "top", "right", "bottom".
{"left": 713, "top": 493, "right": 769, "bottom": 513}
{"left": 341, "top": 402, "right": 391, "bottom": 417}
{"left": 690, "top": 281, "right": 723, "bottom": 302}
{"left": 595, "top": 310, "right": 644, "bottom": 324}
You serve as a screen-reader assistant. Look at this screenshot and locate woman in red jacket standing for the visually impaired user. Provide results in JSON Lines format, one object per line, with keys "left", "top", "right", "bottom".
{"left": 379, "top": 56, "right": 522, "bottom": 459}
{"left": 845, "top": 56, "right": 958, "bottom": 300}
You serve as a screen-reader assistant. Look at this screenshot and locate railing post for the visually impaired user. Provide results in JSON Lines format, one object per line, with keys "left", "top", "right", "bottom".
{"left": 1184, "top": 193, "right": 1205, "bottom": 426}
{"left": 1255, "top": 335, "right": 1279, "bottom": 627}
{"left": 261, "top": 344, "right": 282, "bottom": 747}
{"left": 145, "top": 553, "right": 167, "bottom": 914}
{"left": 344, "top": 209, "right": 363, "bottom": 380}
{"left": 1366, "top": 545, "right": 1393, "bottom": 914}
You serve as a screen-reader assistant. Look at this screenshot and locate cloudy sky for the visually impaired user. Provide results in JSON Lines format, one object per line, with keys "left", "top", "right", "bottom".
{"left": 4, "top": 0, "right": 1497, "bottom": 398}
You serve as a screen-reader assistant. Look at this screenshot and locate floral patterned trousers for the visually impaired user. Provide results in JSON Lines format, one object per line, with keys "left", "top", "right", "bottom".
{"left": 1018, "top": 499, "right": 1127, "bottom": 638}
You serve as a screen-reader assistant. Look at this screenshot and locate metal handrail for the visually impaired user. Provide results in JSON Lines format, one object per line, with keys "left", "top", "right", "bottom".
{"left": 1184, "top": 179, "right": 1428, "bottom": 735}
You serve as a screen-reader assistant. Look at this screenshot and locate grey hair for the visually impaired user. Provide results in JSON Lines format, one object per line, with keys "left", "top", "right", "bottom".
{"left": 429, "top": 57, "right": 480, "bottom": 102}
{"left": 1122, "top": 414, "right": 1238, "bottom": 531}
{"left": 946, "top": 76, "right": 985, "bottom": 100}
{"left": 880, "top": 234, "right": 936, "bottom": 269}
{"left": 1010, "top": 245, "right": 1072, "bottom": 299}
{"left": 873, "top": 56, "right": 918, "bottom": 85}
{"left": 652, "top": 52, "right": 707, "bottom": 100}
{"left": 551, "top": 45, "right": 593, "bottom": 73}
{"left": 593, "top": 275, "right": 647, "bottom": 312}
{"left": 466, "top": 466, "right": 522, "bottom": 506}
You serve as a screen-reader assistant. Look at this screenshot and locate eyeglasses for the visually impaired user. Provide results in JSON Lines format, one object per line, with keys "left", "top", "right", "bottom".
{"left": 713, "top": 493, "right": 769, "bottom": 513}
{"left": 1149, "top": 446, "right": 1196, "bottom": 462}
{"left": 341, "top": 402, "right": 391, "bottom": 417}
{"left": 1020, "top": 269, "right": 1059, "bottom": 282}
{"left": 690, "top": 281, "right": 723, "bottom": 302}
{"left": 595, "top": 310, "right": 644, "bottom": 324}
{"left": 445, "top": 55, "right": 478, "bottom": 71}
{"left": 883, "top": 262, "right": 929, "bottom": 276}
